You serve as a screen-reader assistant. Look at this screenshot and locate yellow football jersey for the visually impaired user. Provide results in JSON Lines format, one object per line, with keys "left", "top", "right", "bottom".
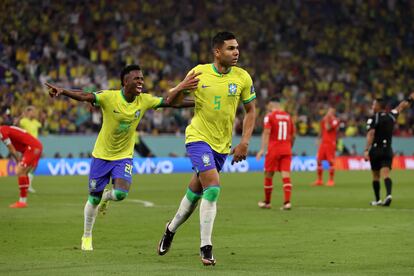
{"left": 19, "top": 118, "right": 42, "bottom": 138}
{"left": 92, "top": 90, "right": 163, "bottom": 160}
{"left": 185, "top": 64, "right": 256, "bottom": 153}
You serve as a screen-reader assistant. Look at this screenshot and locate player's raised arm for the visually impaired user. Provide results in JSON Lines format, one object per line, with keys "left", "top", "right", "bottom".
{"left": 393, "top": 92, "right": 414, "bottom": 113}
{"left": 232, "top": 100, "right": 256, "bottom": 164}
{"left": 164, "top": 71, "right": 201, "bottom": 106}
{"left": 44, "top": 82, "right": 95, "bottom": 103}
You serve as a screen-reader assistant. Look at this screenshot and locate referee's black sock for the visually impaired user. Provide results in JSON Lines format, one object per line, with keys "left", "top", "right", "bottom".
{"left": 384, "top": 178, "right": 392, "bottom": 196}
{"left": 372, "top": 180, "right": 380, "bottom": 201}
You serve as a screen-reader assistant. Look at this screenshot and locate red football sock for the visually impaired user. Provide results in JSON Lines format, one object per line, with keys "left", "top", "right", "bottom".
{"left": 264, "top": 177, "right": 273, "bottom": 204}
{"left": 282, "top": 177, "right": 292, "bottom": 204}
{"left": 317, "top": 165, "right": 323, "bottom": 181}
{"left": 18, "top": 176, "right": 30, "bottom": 199}
{"left": 329, "top": 167, "right": 335, "bottom": 181}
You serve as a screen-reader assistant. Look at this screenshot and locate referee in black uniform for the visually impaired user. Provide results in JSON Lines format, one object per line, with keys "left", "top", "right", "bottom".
{"left": 364, "top": 95, "right": 414, "bottom": 206}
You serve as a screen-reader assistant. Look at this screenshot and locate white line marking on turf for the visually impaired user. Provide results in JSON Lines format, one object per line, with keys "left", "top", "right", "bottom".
{"left": 297, "top": 206, "right": 414, "bottom": 212}
{"left": 127, "top": 199, "right": 155, "bottom": 207}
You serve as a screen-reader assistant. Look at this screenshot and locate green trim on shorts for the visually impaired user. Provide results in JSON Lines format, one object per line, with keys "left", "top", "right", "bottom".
{"left": 185, "top": 188, "right": 202, "bottom": 203}
{"left": 202, "top": 186, "right": 221, "bottom": 202}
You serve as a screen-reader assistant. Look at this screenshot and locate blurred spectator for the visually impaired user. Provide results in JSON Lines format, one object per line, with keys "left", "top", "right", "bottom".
{"left": 1, "top": 1, "right": 414, "bottom": 136}
{"left": 345, "top": 120, "right": 358, "bottom": 137}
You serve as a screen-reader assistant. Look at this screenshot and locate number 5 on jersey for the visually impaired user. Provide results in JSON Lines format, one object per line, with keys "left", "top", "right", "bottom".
{"left": 214, "top": 96, "right": 221, "bottom": 110}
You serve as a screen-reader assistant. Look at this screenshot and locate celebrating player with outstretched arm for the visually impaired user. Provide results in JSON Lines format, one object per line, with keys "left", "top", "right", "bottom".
{"left": 365, "top": 94, "right": 414, "bottom": 207}
{"left": 157, "top": 31, "right": 256, "bottom": 266}
{"left": 45, "top": 64, "right": 200, "bottom": 251}
{"left": 256, "top": 100, "right": 295, "bottom": 210}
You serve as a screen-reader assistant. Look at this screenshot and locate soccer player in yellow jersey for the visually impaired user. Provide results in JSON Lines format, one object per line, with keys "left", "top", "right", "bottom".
{"left": 18, "top": 106, "right": 43, "bottom": 193}
{"left": 158, "top": 32, "right": 256, "bottom": 265}
{"left": 45, "top": 64, "right": 200, "bottom": 251}
{"left": 19, "top": 106, "right": 42, "bottom": 138}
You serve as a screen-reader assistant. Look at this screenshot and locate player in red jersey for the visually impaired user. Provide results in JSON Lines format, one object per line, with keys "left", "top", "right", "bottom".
{"left": 0, "top": 125, "right": 43, "bottom": 208}
{"left": 313, "top": 107, "right": 339, "bottom": 186}
{"left": 256, "top": 100, "right": 295, "bottom": 210}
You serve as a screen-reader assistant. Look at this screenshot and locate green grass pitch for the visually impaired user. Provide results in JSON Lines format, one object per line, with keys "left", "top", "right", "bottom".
{"left": 0, "top": 171, "right": 413, "bottom": 275}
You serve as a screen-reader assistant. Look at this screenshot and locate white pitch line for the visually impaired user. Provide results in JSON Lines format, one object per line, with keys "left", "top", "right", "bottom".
{"left": 127, "top": 199, "right": 155, "bottom": 207}
{"left": 296, "top": 206, "right": 414, "bottom": 212}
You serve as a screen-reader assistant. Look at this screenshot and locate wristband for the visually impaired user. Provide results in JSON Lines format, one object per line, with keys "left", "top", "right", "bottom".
{"left": 406, "top": 97, "right": 413, "bottom": 105}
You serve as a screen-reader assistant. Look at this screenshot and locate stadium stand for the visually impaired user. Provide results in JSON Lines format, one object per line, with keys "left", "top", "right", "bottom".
{"left": 1, "top": 0, "right": 414, "bottom": 136}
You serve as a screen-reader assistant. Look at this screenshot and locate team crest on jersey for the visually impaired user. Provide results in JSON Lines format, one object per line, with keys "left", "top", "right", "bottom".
{"left": 89, "top": 179, "right": 97, "bottom": 191}
{"left": 135, "top": 110, "right": 141, "bottom": 118}
{"left": 202, "top": 154, "right": 211, "bottom": 167}
{"left": 228, "top": 83, "right": 237, "bottom": 96}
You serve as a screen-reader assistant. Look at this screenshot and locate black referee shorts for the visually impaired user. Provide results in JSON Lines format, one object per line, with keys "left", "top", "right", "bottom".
{"left": 369, "top": 147, "right": 393, "bottom": 171}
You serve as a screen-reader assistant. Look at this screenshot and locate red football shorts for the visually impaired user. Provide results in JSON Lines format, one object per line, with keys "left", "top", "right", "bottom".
{"left": 20, "top": 146, "right": 42, "bottom": 168}
{"left": 317, "top": 146, "right": 335, "bottom": 162}
{"left": 264, "top": 151, "right": 292, "bottom": 172}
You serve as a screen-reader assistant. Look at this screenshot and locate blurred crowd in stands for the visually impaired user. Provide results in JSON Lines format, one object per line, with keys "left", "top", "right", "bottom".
{"left": 1, "top": 0, "right": 414, "bottom": 137}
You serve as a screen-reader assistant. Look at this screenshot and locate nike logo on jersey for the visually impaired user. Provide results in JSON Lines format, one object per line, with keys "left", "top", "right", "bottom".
{"left": 113, "top": 110, "right": 120, "bottom": 113}
{"left": 201, "top": 85, "right": 210, "bottom": 88}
